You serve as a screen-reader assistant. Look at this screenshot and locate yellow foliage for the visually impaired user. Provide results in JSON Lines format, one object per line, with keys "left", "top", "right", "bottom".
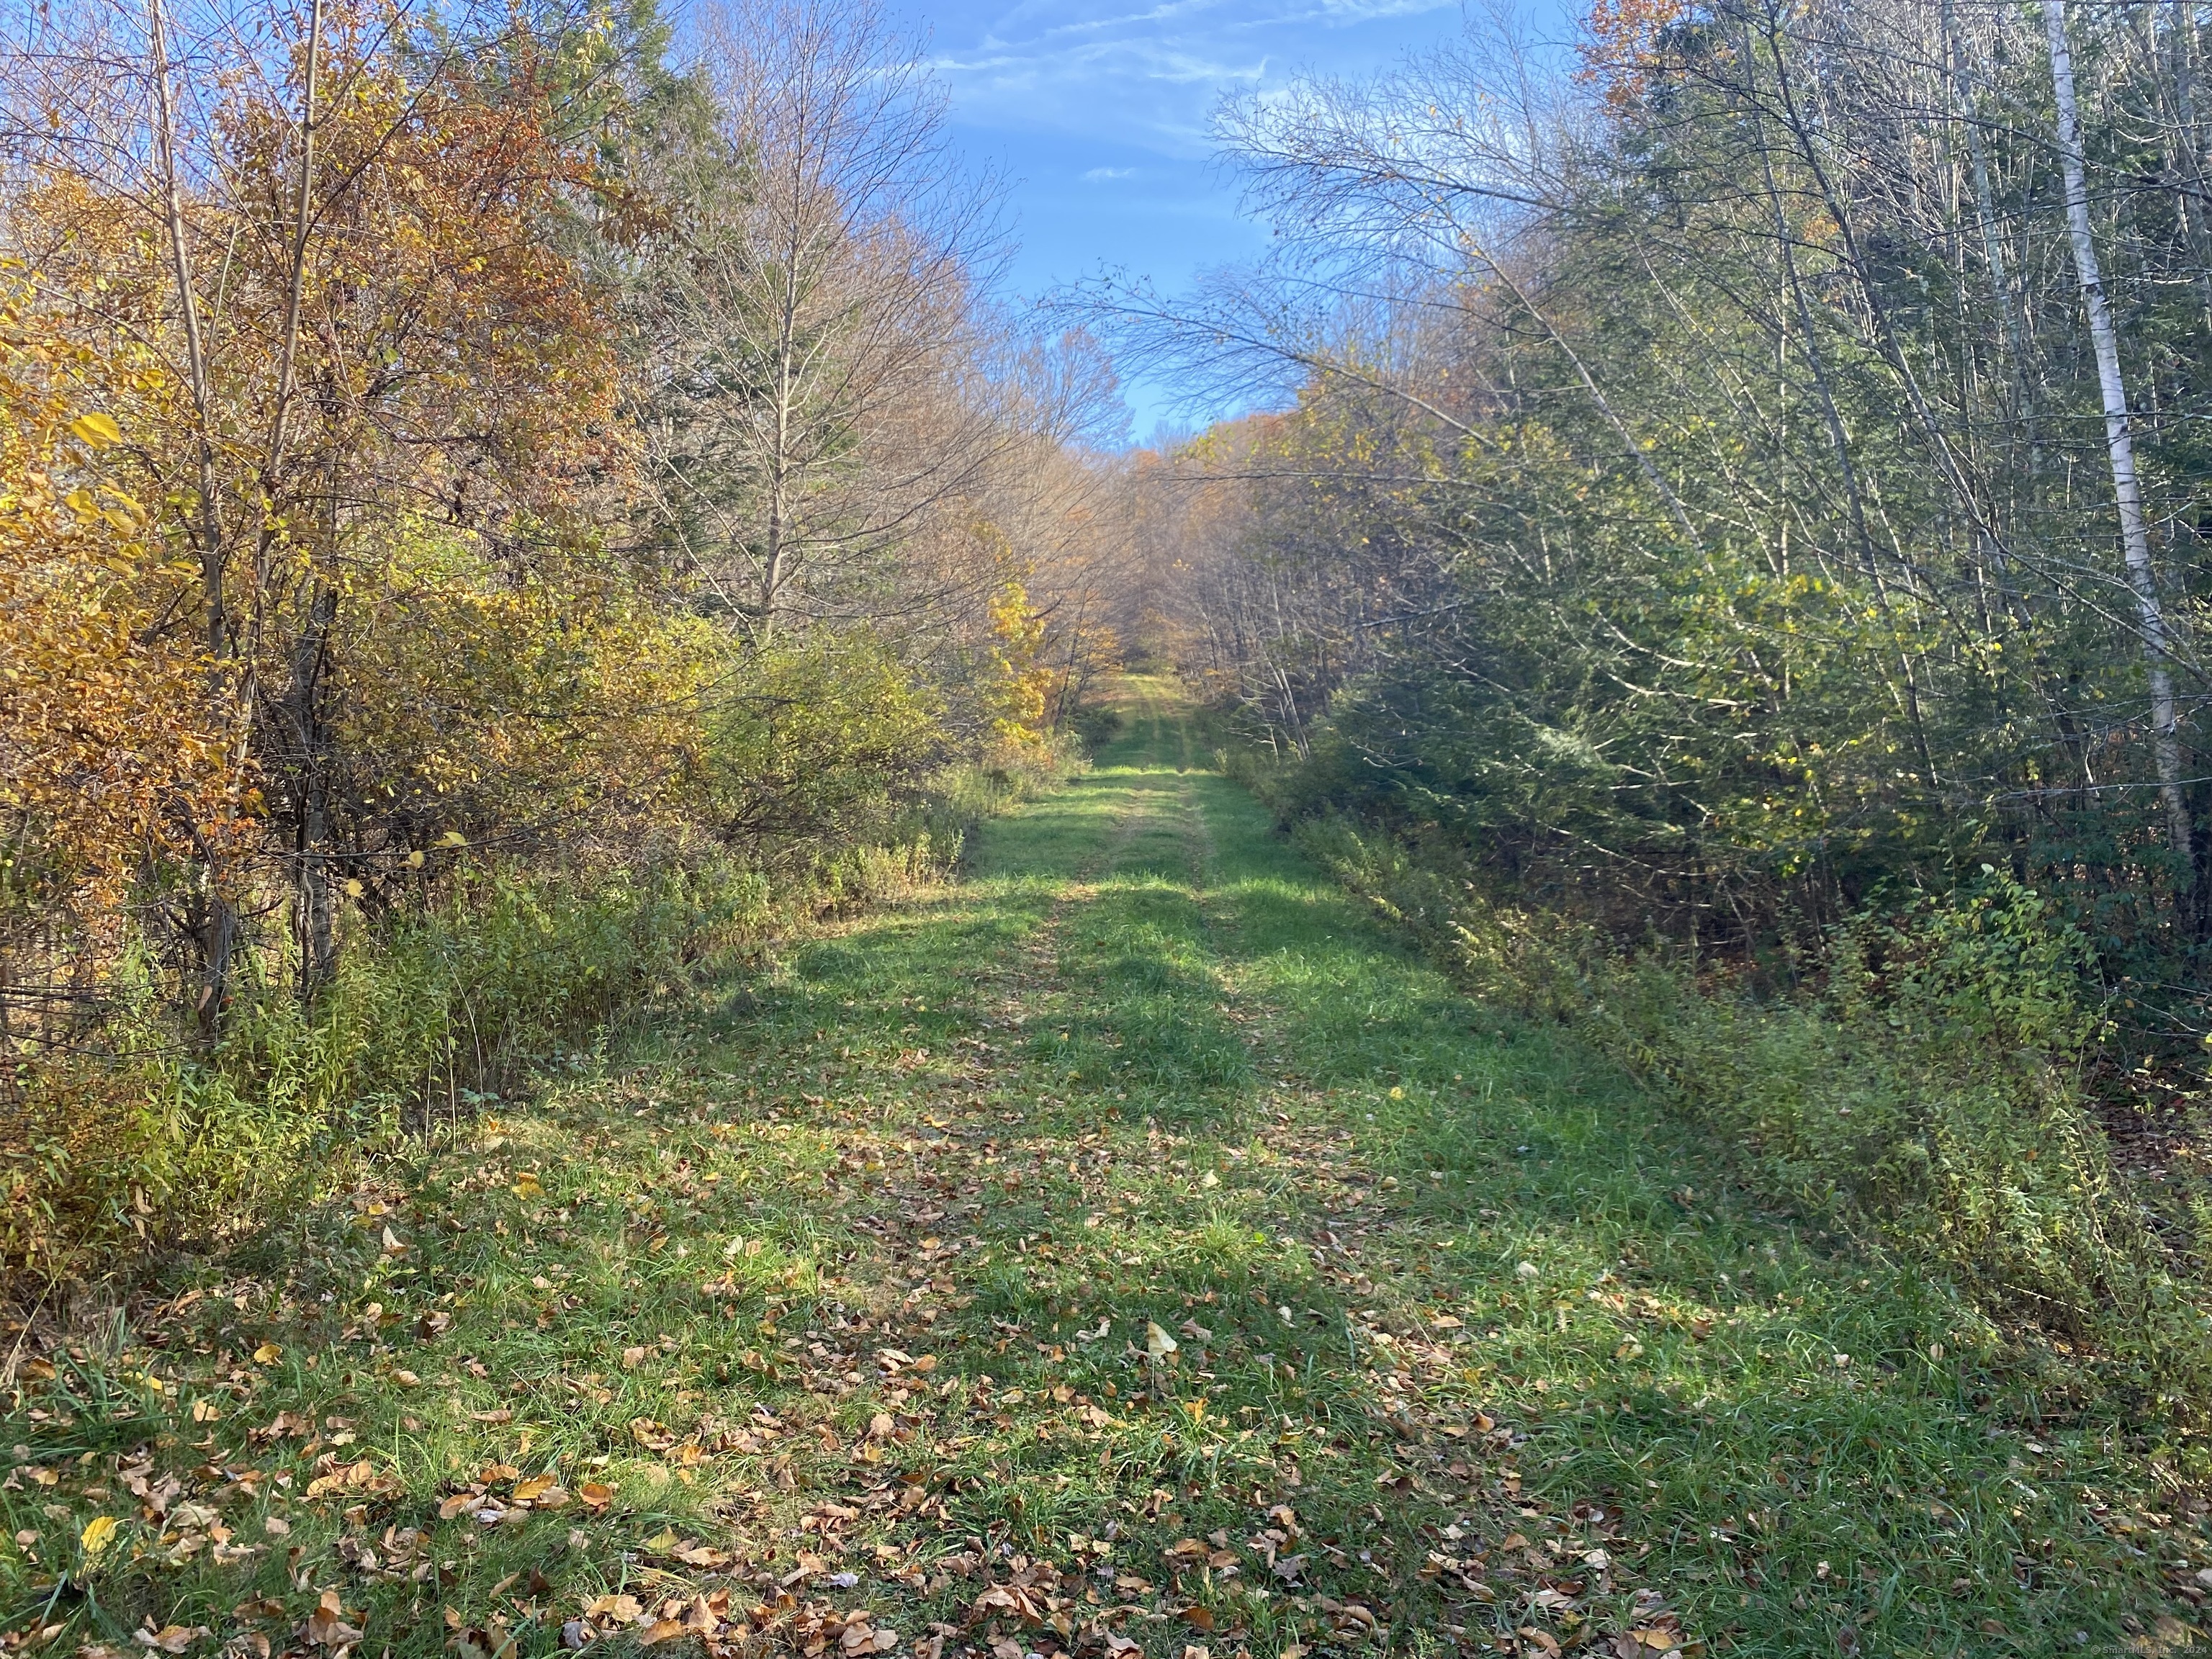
{"left": 0, "top": 275, "right": 237, "bottom": 932}
{"left": 338, "top": 523, "right": 716, "bottom": 854}
{"left": 986, "top": 580, "right": 1055, "bottom": 750}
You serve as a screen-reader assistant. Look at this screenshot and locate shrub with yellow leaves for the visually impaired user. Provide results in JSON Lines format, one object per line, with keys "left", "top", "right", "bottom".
{"left": 0, "top": 275, "right": 238, "bottom": 950}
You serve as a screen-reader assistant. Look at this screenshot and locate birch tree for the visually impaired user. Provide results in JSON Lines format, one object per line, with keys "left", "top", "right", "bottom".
{"left": 2044, "top": 0, "right": 2193, "bottom": 881}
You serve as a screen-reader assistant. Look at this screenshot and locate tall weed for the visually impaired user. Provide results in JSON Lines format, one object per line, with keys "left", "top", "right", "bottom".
{"left": 2, "top": 858, "right": 769, "bottom": 1280}
{"left": 1, "top": 742, "right": 1084, "bottom": 1289}
{"left": 1287, "top": 809, "right": 2212, "bottom": 1426}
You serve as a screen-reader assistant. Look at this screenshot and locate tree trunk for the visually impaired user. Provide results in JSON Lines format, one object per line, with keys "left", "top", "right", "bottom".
{"left": 2045, "top": 0, "right": 2195, "bottom": 881}
{"left": 149, "top": 0, "right": 247, "bottom": 1040}
{"left": 291, "top": 583, "right": 339, "bottom": 999}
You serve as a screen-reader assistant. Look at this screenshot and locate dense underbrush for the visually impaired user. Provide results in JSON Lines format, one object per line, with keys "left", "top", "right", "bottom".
{"left": 1228, "top": 751, "right": 2212, "bottom": 1444}
{"left": 1, "top": 744, "right": 1080, "bottom": 1294}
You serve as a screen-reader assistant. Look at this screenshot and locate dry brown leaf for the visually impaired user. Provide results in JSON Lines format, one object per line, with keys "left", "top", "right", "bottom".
{"left": 135, "top": 1626, "right": 205, "bottom": 1653}
{"left": 306, "top": 1590, "right": 365, "bottom": 1648}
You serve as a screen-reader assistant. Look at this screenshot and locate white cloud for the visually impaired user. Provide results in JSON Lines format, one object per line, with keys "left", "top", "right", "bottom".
{"left": 1083, "top": 166, "right": 1138, "bottom": 181}
{"left": 927, "top": 0, "right": 1468, "bottom": 159}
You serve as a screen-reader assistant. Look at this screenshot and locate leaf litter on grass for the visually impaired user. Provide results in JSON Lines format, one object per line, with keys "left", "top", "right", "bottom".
{"left": 5, "top": 680, "right": 2206, "bottom": 1659}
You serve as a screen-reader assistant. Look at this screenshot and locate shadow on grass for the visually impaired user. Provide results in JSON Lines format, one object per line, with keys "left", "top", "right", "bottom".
{"left": 0, "top": 682, "right": 2188, "bottom": 1659}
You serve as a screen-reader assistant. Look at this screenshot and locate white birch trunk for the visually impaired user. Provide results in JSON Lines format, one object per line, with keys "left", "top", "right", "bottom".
{"left": 2045, "top": 0, "right": 2194, "bottom": 873}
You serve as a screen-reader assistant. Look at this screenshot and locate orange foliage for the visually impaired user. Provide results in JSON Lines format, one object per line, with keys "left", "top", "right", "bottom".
{"left": 206, "top": 7, "right": 629, "bottom": 525}
{"left": 1578, "top": 0, "right": 1694, "bottom": 109}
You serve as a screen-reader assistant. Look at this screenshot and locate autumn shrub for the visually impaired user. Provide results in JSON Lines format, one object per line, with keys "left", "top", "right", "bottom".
{"left": 0, "top": 855, "right": 772, "bottom": 1280}
{"left": 1, "top": 691, "right": 1084, "bottom": 1286}
{"left": 1283, "top": 804, "right": 2212, "bottom": 1421}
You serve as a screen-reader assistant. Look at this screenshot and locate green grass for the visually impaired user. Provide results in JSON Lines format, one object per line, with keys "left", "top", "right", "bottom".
{"left": 5, "top": 677, "right": 2208, "bottom": 1659}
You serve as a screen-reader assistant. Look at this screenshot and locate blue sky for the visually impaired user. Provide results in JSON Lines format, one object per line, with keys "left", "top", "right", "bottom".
{"left": 902, "top": 0, "right": 1487, "bottom": 439}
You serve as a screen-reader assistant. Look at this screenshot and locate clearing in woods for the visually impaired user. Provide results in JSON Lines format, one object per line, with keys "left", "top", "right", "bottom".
{"left": 3, "top": 678, "right": 2192, "bottom": 1658}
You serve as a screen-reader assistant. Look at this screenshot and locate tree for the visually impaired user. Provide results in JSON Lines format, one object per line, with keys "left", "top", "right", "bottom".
{"left": 6, "top": 0, "right": 639, "bottom": 1007}
{"left": 2044, "top": 0, "right": 2192, "bottom": 878}
{"left": 1124, "top": 0, "right": 2212, "bottom": 986}
{"left": 624, "top": 0, "right": 1007, "bottom": 641}
{"left": 0, "top": 280, "right": 235, "bottom": 1048}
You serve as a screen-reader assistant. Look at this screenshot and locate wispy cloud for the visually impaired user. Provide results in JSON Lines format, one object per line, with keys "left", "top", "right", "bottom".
{"left": 926, "top": 0, "right": 1458, "bottom": 154}
{"left": 911, "top": 0, "right": 1478, "bottom": 432}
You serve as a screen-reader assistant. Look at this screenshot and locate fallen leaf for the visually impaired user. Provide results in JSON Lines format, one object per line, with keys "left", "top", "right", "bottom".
{"left": 306, "top": 1590, "right": 365, "bottom": 1648}
{"left": 80, "top": 1516, "right": 120, "bottom": 1555}
{"left": 252, "top": 1344, "right": 283, "bottom": 1365}
{"left": 672, "top": 1542, "right": 734, "bottom": 1568}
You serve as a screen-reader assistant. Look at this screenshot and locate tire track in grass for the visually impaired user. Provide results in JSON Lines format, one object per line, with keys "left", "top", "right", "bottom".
{"left": 2, "top": 678, "right": 2192, "bottom": 1659}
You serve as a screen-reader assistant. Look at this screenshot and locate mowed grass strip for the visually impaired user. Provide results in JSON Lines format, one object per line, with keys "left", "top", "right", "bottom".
{"left": 4, "top": 678, "right": 2203, "bottom": 1659}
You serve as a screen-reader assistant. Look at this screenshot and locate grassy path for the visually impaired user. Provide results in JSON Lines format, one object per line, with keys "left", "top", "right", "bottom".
{"left": 5, "top": 680, "right": 2202, "bottom": 1659}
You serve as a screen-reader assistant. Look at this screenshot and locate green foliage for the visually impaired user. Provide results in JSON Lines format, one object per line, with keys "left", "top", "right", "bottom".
{"left": 1835, "top": 871, "right": 2104, "bottom": 1060}
{"left": 1066, "top": 700, "right": 1125, "bottom": 752}
{"left": 695, "top": 633, "right": 948, "bottom": 855}
{"left": 1287, "top": 801, "right": 2212, "bottom": 1424}
{"left": 3, "top": 858, "right": 771, "bottom": 1279}
{"left": 1177, "top": 4, "right": 2212, "bottom": 1012}
{"left": 8, "top": 685, "right": 2202, "bottom": 1659}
